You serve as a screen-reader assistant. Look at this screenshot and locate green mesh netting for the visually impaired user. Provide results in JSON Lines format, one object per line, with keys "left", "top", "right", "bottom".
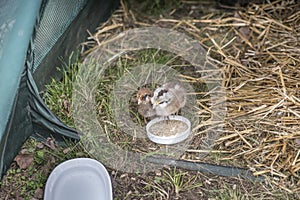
{"left": 32, "top": 0, "right": 87, "bottom": 72}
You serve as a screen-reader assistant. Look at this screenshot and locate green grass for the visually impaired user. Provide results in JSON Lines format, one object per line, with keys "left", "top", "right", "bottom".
{"left": 158, "top": 168, "right": 203, "bottom": 195}
{"left": 42, "top": 54, "right": 80, "bottom": 127}
{"left": 213, "top": 184, "right": 251, "bottom": 200}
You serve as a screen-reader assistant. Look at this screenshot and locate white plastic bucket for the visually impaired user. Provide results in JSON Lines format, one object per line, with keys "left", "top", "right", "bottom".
{"left": 44, "top": 158, "right": 112, "bottom": 200}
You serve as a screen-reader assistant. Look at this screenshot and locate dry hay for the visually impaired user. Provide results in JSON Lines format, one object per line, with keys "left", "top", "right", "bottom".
{"left": 81, "top": 0, "right": 300, "bottom": 193}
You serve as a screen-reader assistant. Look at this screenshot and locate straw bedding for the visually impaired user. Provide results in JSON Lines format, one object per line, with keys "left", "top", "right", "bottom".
{"left": 82, "top": 0, "right": 300, "bottom": 193}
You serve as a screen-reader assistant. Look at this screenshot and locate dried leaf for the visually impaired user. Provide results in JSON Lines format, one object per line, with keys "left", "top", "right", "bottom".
{"left": 43, "top": 137, "right": 57, "bottom": 150}
{"left": 36, "top": 142, "right": 44, "bottom": 149}
{"left": 63, "top": 147, "right": 71, "bottom": 154}
{"left": 33, "top": 188, "right": 44, "bottom": 199}
{"left": 14, "top": 154, "right": 34, "bottom": 169}
{"left": 40, "top": 157, "right": 55, "bottom": 175}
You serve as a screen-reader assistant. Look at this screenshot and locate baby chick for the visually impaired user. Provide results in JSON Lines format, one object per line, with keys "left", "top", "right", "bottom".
{"left": 136, "top": 88, "right": 156, "bottom": 122}
{"left": 151, "top": 82, "right": 186, "bottom": 117}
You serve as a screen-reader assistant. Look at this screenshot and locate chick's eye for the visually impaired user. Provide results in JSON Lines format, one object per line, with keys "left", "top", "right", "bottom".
{"left": 158, "top": 89, "right": 168, "bottom": 97}
{"left": 142, "top": 94, "right": 149, "bottom": 100}
{"left": 159, "top": 100, "right": 169, "bottom": 105}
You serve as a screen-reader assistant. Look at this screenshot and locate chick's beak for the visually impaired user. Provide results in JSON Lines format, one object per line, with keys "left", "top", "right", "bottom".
{"left": 151, "top": 99, "right": 159, "bottom": 108}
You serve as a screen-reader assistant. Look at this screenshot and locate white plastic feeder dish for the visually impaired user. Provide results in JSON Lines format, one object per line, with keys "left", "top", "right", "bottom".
{"left": 146, "top": 115, "right": 191, "bottom": 145}
{"left": 44, "top": 158, "right": 112, "bottom": 200}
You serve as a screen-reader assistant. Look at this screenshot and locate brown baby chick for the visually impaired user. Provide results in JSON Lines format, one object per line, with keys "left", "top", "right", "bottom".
{"left": 136, "top": 88, "right": 156, "bottom": 123}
